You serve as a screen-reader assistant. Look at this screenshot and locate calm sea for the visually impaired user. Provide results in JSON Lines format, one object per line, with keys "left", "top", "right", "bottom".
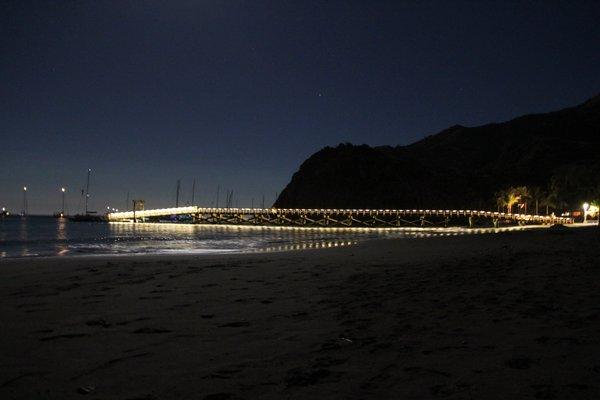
{"left": 0, "top": 216, "right": 443, "bottom": 258}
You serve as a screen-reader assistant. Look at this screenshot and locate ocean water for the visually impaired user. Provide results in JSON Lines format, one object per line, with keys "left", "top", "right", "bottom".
{"left": 0, "top": 216, "right": 446, "bottom": 258}
{"left": 0, "top": 216, "right": 526, "bottom": 259}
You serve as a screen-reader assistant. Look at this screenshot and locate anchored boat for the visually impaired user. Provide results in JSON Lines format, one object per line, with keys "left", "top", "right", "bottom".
{"left": 70, "top": 168, "right": 106, "bottom": 223}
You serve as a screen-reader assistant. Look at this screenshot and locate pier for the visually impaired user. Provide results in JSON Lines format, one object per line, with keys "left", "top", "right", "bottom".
{"left": 107, "top": 207, "right": 572, "bottom": 228}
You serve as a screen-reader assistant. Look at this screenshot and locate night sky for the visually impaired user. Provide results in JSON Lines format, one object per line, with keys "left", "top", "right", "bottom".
{"left": 1, "top": 1, "right": 599, "bottom": 214}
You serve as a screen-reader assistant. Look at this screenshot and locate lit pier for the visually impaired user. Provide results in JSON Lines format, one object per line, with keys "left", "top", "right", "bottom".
{"left": 107, "top": 207, "right": 572, "bottom": 227}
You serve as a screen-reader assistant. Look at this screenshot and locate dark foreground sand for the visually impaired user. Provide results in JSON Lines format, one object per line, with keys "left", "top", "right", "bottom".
{"left": 1, "top": 227, "right": 599, "bottom": 399}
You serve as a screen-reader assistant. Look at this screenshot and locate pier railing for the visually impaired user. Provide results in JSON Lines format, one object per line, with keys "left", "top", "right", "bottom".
{"left": 107, "top": 207, "right": 572, "bottom": 227}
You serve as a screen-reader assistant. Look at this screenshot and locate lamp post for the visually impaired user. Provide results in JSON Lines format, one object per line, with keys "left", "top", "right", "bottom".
{"left": 61, "top": 187, "right": 66, "bottom": 216}
{"left": 583, "top": 202, "right": 589, "bottom": 224}
{"left": 132, "top": 200, "right": 137, "bottom": 223}
{"left": 22, "top": 186, "right": 28, "bottom": 216}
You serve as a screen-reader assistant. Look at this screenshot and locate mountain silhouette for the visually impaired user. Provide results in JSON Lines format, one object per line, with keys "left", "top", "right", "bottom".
{"left": 275, "top": 94, "right": 600, "bottom": 210}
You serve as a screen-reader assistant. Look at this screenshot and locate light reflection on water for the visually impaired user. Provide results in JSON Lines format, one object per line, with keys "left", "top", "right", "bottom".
{"left": 0, "top": 216, "right": 536, "bottom": 259}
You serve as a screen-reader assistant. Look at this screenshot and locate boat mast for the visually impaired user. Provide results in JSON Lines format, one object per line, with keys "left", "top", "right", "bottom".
{"left": 85, "top": 168, "right": 91, "bottom": 215}
{"left": 175, "top": 179, "right": 181, "bottom": 207}
{"left": 191, "top": 178, "right": 196, "bottom": 205}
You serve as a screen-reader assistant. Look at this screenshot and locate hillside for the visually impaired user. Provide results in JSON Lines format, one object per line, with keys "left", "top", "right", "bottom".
{"left": 275, "top": 94, "right": 600, "bottom": 210}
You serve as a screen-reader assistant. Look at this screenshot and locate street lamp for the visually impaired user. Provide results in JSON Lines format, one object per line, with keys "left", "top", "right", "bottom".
{"left": 22, "top": 186, "right": 28, "bottom": 216}
{"left": 61, "top": 187, "right": 66, "bottom": 216}
{"left": 583, "top": 202, "right": 590, "bottom": 223}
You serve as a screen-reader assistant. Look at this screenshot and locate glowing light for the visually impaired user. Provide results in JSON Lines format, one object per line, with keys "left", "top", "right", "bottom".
{"left": 23, "top": 186, "right": 27, "bottom": 191}
{"left": 61, "top": 187, "right": 66, "bottom": 192}
{"left": 106, "top": 206, "right": 573, "bottom": 225}
{"left": 583, "top": 202, "right": 589, "bottom": 211}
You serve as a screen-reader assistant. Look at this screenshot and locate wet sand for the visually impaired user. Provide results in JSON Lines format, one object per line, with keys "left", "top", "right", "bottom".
{"left": 1, "top": 227, "right": 599, "bottom": 399}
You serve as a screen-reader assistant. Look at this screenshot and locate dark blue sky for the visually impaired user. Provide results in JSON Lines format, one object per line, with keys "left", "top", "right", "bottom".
{"left": 1, "top": 1, "right": 599, "bottom": 214}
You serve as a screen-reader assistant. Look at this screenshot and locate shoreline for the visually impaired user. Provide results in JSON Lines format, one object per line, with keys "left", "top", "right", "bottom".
{"left": 1, "top": 223, "right": 582, "bottom": 263}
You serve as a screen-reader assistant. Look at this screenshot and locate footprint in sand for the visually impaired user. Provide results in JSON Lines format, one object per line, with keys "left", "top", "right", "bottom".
{"left": 39, "top": 333, "right": 90, "bottom": 341}
{"left": 506, "top": 356, "right": 535, "bottom": 369}
{"left": 285, "top": 367, "right": 336, "bottom": 387}
{"left": 86, "top": 319, "right": 110, "bottom": 328}
{"left": 218, "top": 321, "right": 249, "bottom": 328}
{"left": 115, "top": 317, "right": 151, "bottom": 326}
{"left": 202, "top": 393, "right": 233, "bottom": 400}
{"left": 132, "top": 327, "right": 172, "bottom": 334}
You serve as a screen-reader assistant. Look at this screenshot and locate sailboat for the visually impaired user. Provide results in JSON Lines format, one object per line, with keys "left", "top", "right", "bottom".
{"left": 70, "top": 169, "right": 106, "bottom": 222}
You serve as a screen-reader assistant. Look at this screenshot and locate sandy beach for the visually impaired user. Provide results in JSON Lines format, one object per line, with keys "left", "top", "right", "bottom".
{"left": 1, "top": 227, "right": 599, "bottom": 399}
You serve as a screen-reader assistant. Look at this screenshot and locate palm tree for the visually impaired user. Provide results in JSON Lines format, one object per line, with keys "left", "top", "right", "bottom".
{"left": 514, "top": 186, "right": 531, "bottom": 214}
{"left": 539, "top": 191, "right": 557, "bottom": 216}
{"left": 529, "top": 186, "right": 544, "bottom": 215}
{"left": 496, "top": 190, "right": 508, "bottom": 213}
{"left": 549, "top": 177, "right": 568, "bottom": 215}
{"left": 497, "top": 187, "right": 521, "bottom": 214}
